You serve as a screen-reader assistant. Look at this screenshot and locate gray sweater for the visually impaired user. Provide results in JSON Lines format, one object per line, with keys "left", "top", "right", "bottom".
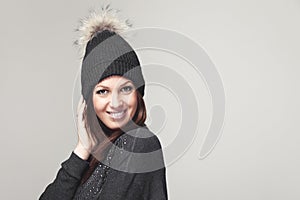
{"left": 39, "top": 127, "right": 168, "bottom": 200}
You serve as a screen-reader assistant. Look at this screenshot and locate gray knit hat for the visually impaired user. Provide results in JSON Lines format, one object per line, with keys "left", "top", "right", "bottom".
{"left": 75, "top": 7, "right": 145, "bottom": 101}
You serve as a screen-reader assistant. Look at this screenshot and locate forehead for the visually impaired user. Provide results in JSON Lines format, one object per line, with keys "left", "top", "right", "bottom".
{"left": 95, "top": 76, "right": 132, "bottom": 88}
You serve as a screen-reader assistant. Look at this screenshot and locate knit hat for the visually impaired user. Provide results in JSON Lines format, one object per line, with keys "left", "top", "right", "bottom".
{"left": 75, "top": 7, "right": 145, "bottom": 101}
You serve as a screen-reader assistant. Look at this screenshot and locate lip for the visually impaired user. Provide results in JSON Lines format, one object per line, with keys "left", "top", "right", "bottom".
{"left": 107, "top": 109, "right": 127, "bottom": 120}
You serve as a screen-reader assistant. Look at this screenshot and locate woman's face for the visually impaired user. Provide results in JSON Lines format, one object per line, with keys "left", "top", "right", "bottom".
{"left": 92, "top": 76, "right": 138, "bottom": 130}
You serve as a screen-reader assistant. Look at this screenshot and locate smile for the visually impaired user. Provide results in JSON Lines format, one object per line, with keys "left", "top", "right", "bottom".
{"left": 107, "top": 109, "right": 127, "bottom": 120}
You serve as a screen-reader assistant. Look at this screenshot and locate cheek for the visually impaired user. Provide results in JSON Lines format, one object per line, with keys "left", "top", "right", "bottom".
{"left": 127, "top": 93, "right": 138, "bottom": 112}
{"left": 92, "top": 95, "right": 106, "bottom": 113}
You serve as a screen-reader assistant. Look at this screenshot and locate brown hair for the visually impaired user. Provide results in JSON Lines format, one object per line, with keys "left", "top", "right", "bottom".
{"left": 80, "top": 89, "right": 147, "bottom": 184}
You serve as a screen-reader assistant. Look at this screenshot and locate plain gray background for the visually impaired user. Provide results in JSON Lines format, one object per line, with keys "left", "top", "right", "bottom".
{"left": 1, "top": 0, "right": 300, "bottom": 199}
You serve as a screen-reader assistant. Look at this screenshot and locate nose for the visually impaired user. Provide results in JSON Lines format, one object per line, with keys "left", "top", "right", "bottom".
{"left": 109, "top": 92, "right": 123, "bottom": 109}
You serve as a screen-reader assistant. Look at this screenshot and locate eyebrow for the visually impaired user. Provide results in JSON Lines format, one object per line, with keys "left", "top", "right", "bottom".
{"left": 95, "top": 80, "right": 132, "bottom": 89}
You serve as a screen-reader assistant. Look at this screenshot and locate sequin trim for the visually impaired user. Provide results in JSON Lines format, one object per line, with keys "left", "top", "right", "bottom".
{"left": 73, "top": 134, "right": 127, "bottom": 199}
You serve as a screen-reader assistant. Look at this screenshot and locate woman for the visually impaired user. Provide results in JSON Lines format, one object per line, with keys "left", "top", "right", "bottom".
{"left": 39, "top": 7, "right": 168, "bottom": 200}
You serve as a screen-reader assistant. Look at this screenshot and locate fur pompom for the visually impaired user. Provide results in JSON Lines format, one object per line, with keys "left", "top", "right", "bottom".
{"left": 74, "top": 5, "right": 131, "bottom": 59}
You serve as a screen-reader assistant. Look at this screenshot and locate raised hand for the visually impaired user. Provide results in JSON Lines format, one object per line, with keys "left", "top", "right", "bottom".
{"left": 74, "top": 95, "right": 96, "bottom": 160}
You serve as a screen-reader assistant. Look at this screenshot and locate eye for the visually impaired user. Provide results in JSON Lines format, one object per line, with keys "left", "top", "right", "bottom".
{"left": 120, "top": 85, "right": 133, "bottom": 93}
{"left": 96, "top": 89, "right": 108, "bottom": 95}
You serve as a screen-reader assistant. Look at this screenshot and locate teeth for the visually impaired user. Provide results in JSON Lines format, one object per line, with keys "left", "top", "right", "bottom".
{"left": 110, "top": 110, "right": 125, "bottom": 119}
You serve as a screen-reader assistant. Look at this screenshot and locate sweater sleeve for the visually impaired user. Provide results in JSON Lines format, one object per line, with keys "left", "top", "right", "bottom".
{"left": 39, "top": 152, "right": 90, "bottom": 200}
{"left": 126, "top": 167, "right": 168, "bottom": 200}
{"left": 142, "top": 167, "right": 168, "bottom": 200}
{"left": 125, "top": 128, "right": 168, "bottom": 200}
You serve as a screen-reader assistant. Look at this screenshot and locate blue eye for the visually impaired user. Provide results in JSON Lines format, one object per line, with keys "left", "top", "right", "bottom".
{"left": 121, "top": 86, "right": 133, "bottom": 93}
{"left": 96, "top": 89, "right": 108, "bottom": 95}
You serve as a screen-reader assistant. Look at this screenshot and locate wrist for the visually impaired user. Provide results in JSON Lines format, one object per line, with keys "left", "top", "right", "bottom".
{"left": 74, "top": 142, "right": 90, "bottom": 160}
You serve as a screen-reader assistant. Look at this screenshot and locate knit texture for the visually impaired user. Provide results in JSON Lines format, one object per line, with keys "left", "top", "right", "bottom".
{"left": 81, "top": 30, "right": 145, "bottom": 101}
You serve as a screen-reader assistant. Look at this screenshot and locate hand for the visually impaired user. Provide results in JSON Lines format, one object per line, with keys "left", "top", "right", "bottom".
{"left": 74, "top": 95, "right": 97, "bottom": 160}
